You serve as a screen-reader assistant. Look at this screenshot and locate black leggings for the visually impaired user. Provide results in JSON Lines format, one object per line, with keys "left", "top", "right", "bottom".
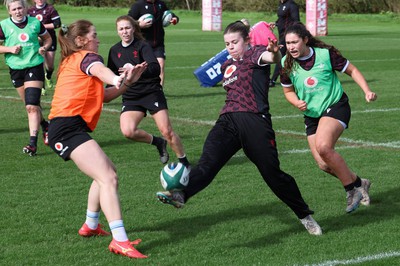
{"left": 184, "top": 112, "right": 314, "bottom": 219}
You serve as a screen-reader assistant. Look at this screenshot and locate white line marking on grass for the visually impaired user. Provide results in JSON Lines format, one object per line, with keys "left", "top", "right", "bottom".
{"left": 351, "top": 58, "right": 400, "bottom": 63}
{"left": 1, "top": 95, "right": 399, "bottom": 150}
{"left": 272, "top": 107, "right": 400, "bottom": 119}
{"left": 303, "top": 250, "right": 400, "bottom": 266}
{"left": 277, "top": 129, "right": 400, "bottom": 149}
{"left": 165, "top": 58, "right": 400, "bottom": 70}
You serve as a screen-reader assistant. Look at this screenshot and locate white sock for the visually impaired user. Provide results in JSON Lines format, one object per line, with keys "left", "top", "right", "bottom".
{"left": 109, "top": 220, "right": 128, "bottom": 242}
{"left": 85, "top": 210, "right": 100, "bottom": 230}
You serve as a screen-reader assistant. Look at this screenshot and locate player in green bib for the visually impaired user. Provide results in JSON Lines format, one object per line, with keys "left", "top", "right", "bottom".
{"left": 280, "top": 22, "right": 377, "bottom": 213}
{"left": 0, "top": 0, "right": 52, "bottom": 156}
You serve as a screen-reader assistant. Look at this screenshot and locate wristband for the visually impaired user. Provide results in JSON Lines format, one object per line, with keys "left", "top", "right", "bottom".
{"left": 112, "top": 75, "right": 120, "bottom": 86}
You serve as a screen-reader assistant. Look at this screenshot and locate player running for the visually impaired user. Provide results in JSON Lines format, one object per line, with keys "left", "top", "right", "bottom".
{"left": 280, "top": 22, "right": 376, "bottom": 212}
{"left": 28, "top": 0, "right": 61, "bottom": 95}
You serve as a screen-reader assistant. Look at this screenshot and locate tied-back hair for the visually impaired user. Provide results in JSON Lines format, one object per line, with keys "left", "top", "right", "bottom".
{"left": 224, "top": 20, "right": 250, "bottom": 42}
{"left": 116, "top": 15, "right": 144, "bottom": 41}
{"left": 283, "top": 22, "right": 342, "bottom": 74}
{"left": 58, "top": 19, "right": 93, "bottom": 62}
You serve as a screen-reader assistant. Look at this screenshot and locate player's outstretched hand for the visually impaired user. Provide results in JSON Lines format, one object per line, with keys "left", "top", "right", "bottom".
{"left": 125, "top": 62, "right": 148, "bottom": 85}
{"left": 269, "top": 22, "right": 276, "bottom": 30}
{"left": 266, "top": 38, "right": 282, "bottom": 53}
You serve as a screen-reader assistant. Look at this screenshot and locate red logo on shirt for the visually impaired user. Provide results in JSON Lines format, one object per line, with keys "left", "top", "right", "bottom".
{"left": 118, "top": 53, "right": 121, "bottom": 58}
{"left": 224, "top": 65, "right": 236, "bottom": 78}
{"left": 35, "top": 14, "right": 43, "bottom": 21}
{"left": 133, "top": 51, "right": 138, "bottom": 58}
{"left": 304, "top": 77, "right": 318, "bottom": 88}
{"left": 18, "top": 33, "right": 29, "bottom": 42}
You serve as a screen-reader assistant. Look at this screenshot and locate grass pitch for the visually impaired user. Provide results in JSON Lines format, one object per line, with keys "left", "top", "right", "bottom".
{"left": 1, "top": 6, "right": 400, "bottom": 266}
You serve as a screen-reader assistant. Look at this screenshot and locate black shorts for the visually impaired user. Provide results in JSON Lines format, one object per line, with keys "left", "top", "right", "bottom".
{"left": 122, "top": 90, "right": 168, "bottom": 116}
{"left": 10, "top": 63, "right": 45, "bottom": 87}
{"left": 48, "top": 34, "right": 57, "bottom": 52}
{"left": 304, "top": 93, "right": 351, "bottom": 136}
{"left": 48, "top": 116, "right": 92, "bottom": 161}
{"left": 39, "top": 34, "right": 57, "bottom": 51}
{"left": 152, "top": 45, "right": 166, "bottom": 59}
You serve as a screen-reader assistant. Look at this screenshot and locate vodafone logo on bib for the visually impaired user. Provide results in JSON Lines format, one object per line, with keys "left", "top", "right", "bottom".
{"left": 224, "top": 65, "right": 236, "bottom": 78}
{"left": 304, "top": 76, "right": 318, "bottom": 88}
{"left": 18, "top": 33, "right": 29, "bottom": 42}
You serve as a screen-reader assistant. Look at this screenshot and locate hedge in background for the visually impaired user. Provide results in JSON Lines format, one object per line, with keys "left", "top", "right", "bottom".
{"left": 52, "top": 0, "right": 399, "bottom": 13}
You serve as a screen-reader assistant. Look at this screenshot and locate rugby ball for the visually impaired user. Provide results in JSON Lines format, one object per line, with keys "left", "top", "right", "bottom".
{"left": 138, "top": 13, "right": 154, "bottom": 24}
{"left": 162, "top": 10, "right": 173, "bottom": 27}
{"left": 160, "top": 162, "right": 189, "bottom": 191}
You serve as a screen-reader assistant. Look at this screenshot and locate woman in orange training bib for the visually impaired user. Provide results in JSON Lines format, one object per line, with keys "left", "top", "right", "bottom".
{"left": 48, "top": 19, "right": 148, "bottom": 259}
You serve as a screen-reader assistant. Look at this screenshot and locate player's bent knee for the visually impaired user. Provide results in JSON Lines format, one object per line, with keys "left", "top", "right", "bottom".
{"left": 25, "top": 105, "right": 41, "bottom": 113}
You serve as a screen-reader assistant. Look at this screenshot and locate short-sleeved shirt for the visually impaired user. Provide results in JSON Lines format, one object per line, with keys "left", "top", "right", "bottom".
{"left": 281, "top": 47, "right": 349, "bottom": 118}
{"left": 0, "top": 16, "right": 47, "bottom": 69}
{"left": 27, "top": 3, "right": 60, "bottom": 40}
{"left": 49, "top": 51, "right": 104, "bottom": 131}
{"left": 220, "top": 46, "right": 271, "bottom": 115}
{"left": 280, "top": 47, "right": 348, "bottom": 85}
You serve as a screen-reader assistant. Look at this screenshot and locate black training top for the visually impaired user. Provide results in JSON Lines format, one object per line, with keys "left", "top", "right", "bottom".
{"left": 128, "top": 0, "right": 179, "bottom": 48}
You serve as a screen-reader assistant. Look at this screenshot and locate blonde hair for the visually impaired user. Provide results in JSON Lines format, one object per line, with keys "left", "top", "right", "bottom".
{"left": 6, "top": 0, "right": 27, "bottom": 10}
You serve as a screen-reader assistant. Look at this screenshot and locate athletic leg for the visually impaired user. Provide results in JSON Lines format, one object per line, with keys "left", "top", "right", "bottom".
{"left": 184, "top": 116, "right": 241, "bottom": 200}
{"left": 152, "top": 109, "right": 186, "bottom": 158}
{"left": 313, "top": 117, "right": 357, "bottom": 185}
{"left": 313, "top": 117, "right": 363, "bottom": 212}
{"left": 71, "top": 140, "right": 147, "bottom": 258}
{"left": 70, "top": 140, "right": 122, "bottom": 221}
{"left": 23, "top": 80, "right": 45, "bottom": 154}
{"left": 157, "top": 57, "right": 165, "bottom": 87}
{"left": 120, "top": 110, "right": 151, "bottom": 143}
{"left": 239, "top": 113, "right": 314, "bottom": 218}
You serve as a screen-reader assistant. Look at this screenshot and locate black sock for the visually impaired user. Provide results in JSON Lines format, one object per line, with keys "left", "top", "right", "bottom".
{"left": 344, "top": 183, "right": 354, "bottom": 192}
{"left": 354, "top": 176, "right": 362, "bottom": 188}
{"left": 151, "top": 136, "right": 163, "bottom": 146}
{"left": 40, "top": 120, "right": 49, "bottom": 131}
{"left": 29, "top": 136, "right": 38, "bottom": 147}
{"left": 46, "top": 70, "right": 54, "bottom": 80}
{"left": 178, "top": 156, "right": 190, "bottom": 167}
{"left": 344, "top": 183, "right": 355, "bottom": 192}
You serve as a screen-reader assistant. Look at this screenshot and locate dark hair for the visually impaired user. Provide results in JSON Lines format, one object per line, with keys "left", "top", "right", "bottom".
{"left": 223, "top": 20, "right": 250, "bottom": 41}
{"left": 58, "top": 20, "right": 93, "bottom": 61}
{"left": 282, "top": 22, "right": 342, "bottom": 74}
{"left": 116, "top": 15, "right": 144, "bottom": 41}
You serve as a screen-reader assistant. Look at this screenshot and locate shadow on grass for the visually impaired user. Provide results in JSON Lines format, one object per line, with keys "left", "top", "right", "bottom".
{"left": 134, "top": 186, "right": 400, "bottom": 251}
{"left": 133, "top": 200, "right": 298, "bottom": 249}
{"left": 230, "top": 186, "right": 400, "bottom": 249}
{"left": 0, "top": 127, "right": 26, "bottom": 134}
